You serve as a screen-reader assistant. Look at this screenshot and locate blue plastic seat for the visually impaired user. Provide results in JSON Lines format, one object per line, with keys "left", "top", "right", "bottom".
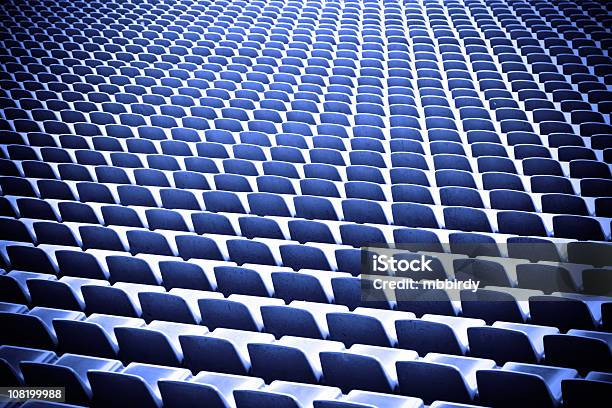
{"left": 321, "top": 345, "right": 417, "bottom": 394}
{"left": 435, "top": 170, "right": 476, "bottom": 189}
{"left": 397, "top": 354, "right": 495, "bottom": 404}
{"left": 28, "top": 276, "right": 101, "bottom": 312}
{"left": 498, "top": 211, "right": 548, "bottom": 237}
{"left": 127, "top": 230, "right": 174, "bottom": 256}
{"left": 78, "top": 226, "right": 123, "bottom": 252}
{"left": 342, "top": 199, "right": 388, "bottom": 225}
{"left": 199, "top": 295, "right": 283, "bottom": 332}
{"left": 288, "top": 220, "right": 335, "bottom": 245}
{"left": 301, "top": 179, "right": 341, "bottom": 198}
{"left": 89, "top": 362, "right": 191, "bottom": 408}
{"left": 332, "top": 276, "right": 392, "bottom": 311}
{"left": 249, "top": 336, "right": 344, "bottom": 384}
{"left": 0, "top": 307, "right": 85, "bottom": 349}
{"left": 395, "top": 314, "right": 484, "bottom": 356}
{"left": 227, "top": 239, "right": 277, "bottom": 266}
{"left": 0, "top": 345, "right": 57, "bottom": 386}
{"left": 542, "top": 193, "right": 589, "bottom": 216}
{"left": 553, "top": 215, "right": 605, "bottom": 241}
{"left": 477, "top": 363, "right": 578, "bottom": 408}
{"left": 392, "top": 203, "right": 439, "bottom": 228}
{"left": 341, "top": 220, "right": 387, "bottom": 247}
{"left": 444, "top": 207, "right": 492, "bottom": 233}
{"left": 22, "top": 353, "right": 123, "bottom": 405}
{"left": 0, "top": 176, "right": 38, "bottom": 197}
{"left": 562, "top": 372, "right": 612, "bottom": 408}
{"left": 203, "top": 191, "right": 246, "bottom": 214}
{"left": 280, "top": 245, "right": 331, "bottom": 271}
{"left": 439, "top": 187, "right": 484, "bottom": 208}
{"left": 490, "top": 190, "right": 536, "bottom": 212}
{"left": 294, "top": 196, "right": 339, "bottom": 221}
{"left": 234, "top": 381, "right": 341, "bottom": 408}
{"left": 482, "top": 172, "right": 524, "bottom": 191}
{"left": 55, "top": 312, "right": 144, "bottom": 358}
{"left": 181, "top": 326, "right": 271, "bottom": 375}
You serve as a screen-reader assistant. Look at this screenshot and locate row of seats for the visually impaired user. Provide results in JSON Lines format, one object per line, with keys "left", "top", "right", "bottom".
{"left": 0, "top": 206, "right": 609, "bottom": 272}
{"left": 1, "top": 195, "right": 611, "bottom": 261}
{"left": 3, "top": 136, "right": 610, "bottom": 175}
{"left": 1, "top": 309, "right": 610, "bottom": 407}
{"left": 2, "top": 109, "right": 610, "bottom": 140}
{"left": 1, "top": 0, "right": 611, "bottom": 407}
{"left": 1, "top": 9, "right": 609, "bottom": 73}
{"left": 4, "top": 155, "right": 611, "bottom": 198}
{"left": 2, "top": 260, "right": 610, "bottom": 332}
{"left": 0, "top": 80, "right": 609, "bottom": 126}
{"left": 2, "top": 120, "right": 609, "bottom": 156}
{"left": 1, "top": 194, "right": 610, "bottom": 246}
{"left": 3, "top": 234, "right": 611, "bottom": 295}
{"left": 3, "top": 159, "right": 611, "bottom": 210}
{"left": 3, "top": 187, "right": 611, "bottom": 255}
{"left": 1, "top": 70, "right": 605, "bottom": 105}
{"left": 1, "top": 71, "right": 608, "bottom": 121}
{"left": 2, "top": 67, "right": 607, "bottom": 102}
{"left": 2, "top": 179, "right": 610, "bottom": 240}
{"left": 0, "top": 70, "right": 607, "bottom": 109}
{"left": 3, "top": 345, "right": 609, "bottom": 408}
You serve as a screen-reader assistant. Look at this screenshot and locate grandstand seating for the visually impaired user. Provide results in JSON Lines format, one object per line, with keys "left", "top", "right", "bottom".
{"left": 0, "top": 0, "right": 611, "bottom": 407}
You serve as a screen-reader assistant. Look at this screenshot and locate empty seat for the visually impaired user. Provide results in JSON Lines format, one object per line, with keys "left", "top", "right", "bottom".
{"left": 28, "top": 277, "right": 101, "bottom": 311}
{"left": 294, "top": 196, "right": 339, "bottom": 221}
{"left": 397, "top": 354, "right": 495, "bottom": 404}
{"left": 468, "top": 322, "right": 559, "bottom": 365}
{"left": 280, "top": 245, "right": 331, "bottom": 271}
{"left": 21, "top": 354, "right": 123, "bottom": 405}
{"left": 477, "top": 363, "right": 578, "bottom": 408}
{"left": 392, "top": 203, "right": 439, "bottom": 228}
{"left": 553, "top": 215, "right": 605, "bottom": 241}
{"left": 176, "top": 235, "right": 224, "bottom": 261}
{"left": 127, "top": 230, "right": 174, "bottom": 256}
{"left": 234, "top": 380, "right": 341, "bottom": 408}
{"left": 0, "top": 345, "right": 57, "bottom": 386}
{"left": 320, "top": 345, "right": 417, "bottom": 394}
{"left": 203, "top": 191, "right": 246, "bottom": 214}
{"left": 228, "top": 240, "right": 277, "bottom": 266}
{"left": 116, "top": 321, "right": 205, "bottom": 367}
{"left": 498, "top": 211, "right": 548, "bottom": 237}
{"left": 198, "top": 295, "right": 283, "bottom": 331}
{"left": 159, "top": 371, "right": 262, "bottom": 407}
{"left": 489, "top": 190, "right": 535, "bottom": 212}
{"left": 314, "top": 390, "right": 423, "bottom": 408}
{"left": 343, "top": 199, "right": 388, "bottom": 225}
{"left": 249, "top": 336, "right": 344, "bottom": 384}
{"left": 181, "top": 328, "right": 273, "bottom": 376}
{"left": 82, "top": 282, "right": 164, "bottom": 318}
{"left": 562, "top": 372, "right": 612, "bottom": 408}
{"left": 396, "top": 315, "right": 485, "bottom": 356}
{"left": 54, "top": 314, "right": 144, "bottom": 358}
{"left": 529, "top": 295, "right": 601, "bottom": 332}
{"left": 0, "top": 307, "right": 85, "bottom": 349}
{"left": 444, "top": 207, "right": 492, "bottom": 233}
{"left": 89, "top": 362, "right": 191, "bottom": 408}
{"left": 7, "top": 246, "right": 57, "bottom": 274}
{"left": 544, "top": 330, "right": 612, "bottom": 374}
{"left": 328, "top": 308, "right": 413, "bottom": 348}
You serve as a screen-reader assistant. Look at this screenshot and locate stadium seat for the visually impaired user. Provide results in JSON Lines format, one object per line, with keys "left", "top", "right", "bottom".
{"left": 477, "top": 363, "right": 578, "bottom": 408}
{"left": 0, "top": 2, "right": 611, "bottom": 407}
{"left": 397, "top": 353, "right": 496, "bottom": 404}
{"left": 320, "top": 345, "right": 418, "bottom": 394}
